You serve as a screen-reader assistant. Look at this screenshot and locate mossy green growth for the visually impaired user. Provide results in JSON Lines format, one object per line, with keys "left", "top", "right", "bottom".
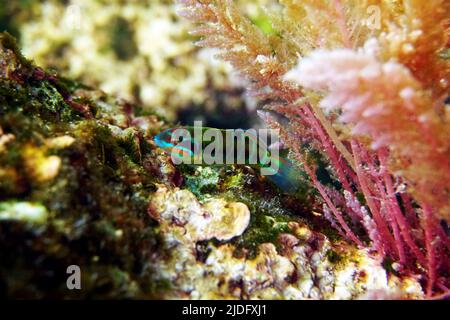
{"left": 182, "top": 166, "right": 221, "bottom": 200}
{"left": 326, "top": 249, "right": 343, "bottom": 264}
{"left": 232, "top": 212, "right": 292, "bottom": 259}
{"left": 29, "top": 80, "right": 81, "bottom": 121}
{"left": 251, "top": 14, "right": 276, "bottom": 35}
{"left": 229, "top": 188, "right": 304, "bottom": 259}
{"left": 181, "top": 164, "right": 309, "bottom": 259}
{"left": 0, "top": 33, "right": 88, "bottom": 123}
{"left": 0, "top": 32, "right": 167, "bottom": 298}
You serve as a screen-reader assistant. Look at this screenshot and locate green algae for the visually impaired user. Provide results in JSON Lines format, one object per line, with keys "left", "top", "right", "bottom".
{"left": 182, "top": 166, "right": 222, "bottom": 200}
{"left": 0, "top": 31, "right": 352, "bottom": 298}
{"left": 0, "top": 32, "right": 165, "bottom": 298}
{"left": 180, "top": 163, "right": 313, "bottom": 259}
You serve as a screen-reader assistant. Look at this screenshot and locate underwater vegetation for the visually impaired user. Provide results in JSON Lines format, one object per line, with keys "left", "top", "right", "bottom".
{"left": 0, "top": 0, "right": 449, "bottom": 300}
{"left": 0, "top": 32, "right": 169, "bottom": 298}
{"left": 177, "top": 0, "right": 450, "bottom": 297}
{"left": 0, "top": 30, "right": 413, "bottom": 300}
{"left": 154, "top": 126, "right": 305, "bottom": 192}
{"left": 0, "top": 30, "right": 427, "bottom": 300}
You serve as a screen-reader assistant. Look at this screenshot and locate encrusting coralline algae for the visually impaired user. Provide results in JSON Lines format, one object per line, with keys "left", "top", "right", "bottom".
{"left": 149, "top": 185, "right": 423, "bottom": 299}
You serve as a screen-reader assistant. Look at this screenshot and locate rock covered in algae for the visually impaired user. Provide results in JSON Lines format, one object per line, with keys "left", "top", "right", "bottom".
{"left": 0, "top": 32, "right": 168, "bottom": 298}
{"left": 150, "top": 185, "right": 250, "bottom": 242}
{"left": 148, "top": 185, "right": 423, "bottom": 300}
{"left": 0, "top": 32, "right": 424, "bottom": 299}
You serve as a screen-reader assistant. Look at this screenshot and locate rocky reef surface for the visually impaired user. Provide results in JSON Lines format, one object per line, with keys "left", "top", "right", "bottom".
{"left": 2, "top": 0, "right": 273, "bottom": 125}
{"left": 0, "top": 33, "right": 423, "bottom": 299}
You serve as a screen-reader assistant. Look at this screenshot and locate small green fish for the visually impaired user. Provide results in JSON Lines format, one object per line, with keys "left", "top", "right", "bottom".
{"left": 154, "top": 127, "right": 303, "bottom": 192}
